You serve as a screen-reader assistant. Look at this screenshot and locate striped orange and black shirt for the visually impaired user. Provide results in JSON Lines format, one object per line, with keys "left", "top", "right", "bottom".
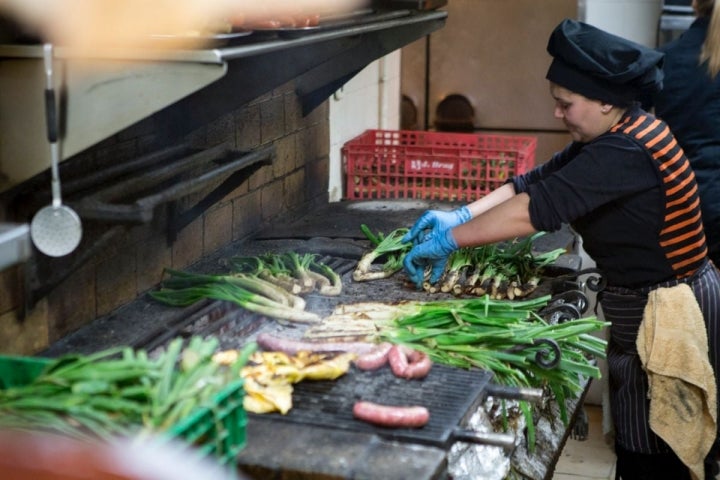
{"left": 512, "top": 105, "right": 708, "bottom": 288}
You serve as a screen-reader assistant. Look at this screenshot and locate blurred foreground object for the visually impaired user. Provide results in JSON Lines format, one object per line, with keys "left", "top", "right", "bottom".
{"left": 0, "top": 431, "right": 244, "bottom": 480}
{"left": 0, "top": 0, "right": 367, "bottom": 53}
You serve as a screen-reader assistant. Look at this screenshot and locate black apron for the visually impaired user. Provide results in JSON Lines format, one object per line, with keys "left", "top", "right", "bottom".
{"left": 599, "top": 260, "right": 720, "bottom": 455}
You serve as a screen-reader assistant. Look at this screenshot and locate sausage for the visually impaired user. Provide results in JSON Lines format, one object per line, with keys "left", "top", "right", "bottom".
{"left": 352, "top": 401, "right": 430, "bottom": 428}
{"left": 388, "top": 345, "right": 432, "bottom": 379}
{"left": 353, "top": 342, "right": 392, "bottom": 371}
{"left": 256, "top": 332, "right": 377, "bottom": 355}
{"left": 404, "top": 348, "right": 433, "bottom": 379}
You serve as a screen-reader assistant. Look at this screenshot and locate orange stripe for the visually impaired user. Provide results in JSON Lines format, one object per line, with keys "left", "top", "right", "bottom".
{"left": 663, "top": 160, "right": 690, "bottom": 184}
{"left": 667, "top": 238, "right": 706, "bottom": 259}
{"left": 658, "top": 149, "right": 685, "bottom": 173}
{"left": 664, "top": 197, "right": 701, "bottom": 223}
{"left": 661, "top": 208, "right": 703, "bottom": 235}
{"left": 621, "top": 116, "right": 646, "bottom": 135}
{"left": 660, "top": 223, "right": 705, "bottom": 247}
{"left": 666, "top": 183, "right": 698, "bottom": 208}
{"left": 650, "top": 135, "right": 677, "bottom": 161}
{"left": 671, "top": 248, "right": 707, "bottom": 271}
{"left": 611, "top": 116, "right": 633, "bottom": 133}
{"left": 635, "top": 119, "right": 660, "bottom": 145}
{"left": 646, "top": 124, "right": 675, "bottom": 147}
{"left": 666, "top": 173, "right": 694, "bottom": 196}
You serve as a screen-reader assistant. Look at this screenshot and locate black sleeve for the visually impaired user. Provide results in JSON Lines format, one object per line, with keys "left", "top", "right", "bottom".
{"left": 512, "top": 142, "right": 582, "bottom": 192}
{"left": 521, "top": 136, "right": 661, "bottom": 232}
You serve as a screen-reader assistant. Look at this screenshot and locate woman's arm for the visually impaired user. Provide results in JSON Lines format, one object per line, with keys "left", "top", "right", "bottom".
{"left": 464, "top": 182, "right": 518, "bottom": 218}
{"left": 453, "top": 192, "right": 537, "bottom": 247}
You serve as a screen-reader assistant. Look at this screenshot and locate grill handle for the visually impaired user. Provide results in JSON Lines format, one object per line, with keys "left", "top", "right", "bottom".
{"left": 450, "top": 428, "right": 516, "bottom": 453}
{"left": 485, "top": 383, "right": 544, "bottom": 403}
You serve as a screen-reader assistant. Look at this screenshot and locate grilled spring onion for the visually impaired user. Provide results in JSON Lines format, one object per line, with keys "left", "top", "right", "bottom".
{"left": 425, "top": 232, "right": 567, "bottom": 298}
{"left": 227, "top": 252, "right": 342, "bottom": 296}
{"left": 440, "top": 247, "right": 475, "bottom": 294}
{"left": 353, "top": 225, "right": 411, "bottom": 281}
{"left": 230, "top": 255, "right": 303, "bottom": 294}
{"left": 151, "top": 268, "right": 321, "bottom": 324}
{"left": 309, "top": 257, "right": 342, "bottom": 296}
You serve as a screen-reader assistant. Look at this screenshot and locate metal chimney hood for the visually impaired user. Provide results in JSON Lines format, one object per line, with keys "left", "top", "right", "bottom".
{"left": 0, "top": 9, "right": 447, "bottom": 192}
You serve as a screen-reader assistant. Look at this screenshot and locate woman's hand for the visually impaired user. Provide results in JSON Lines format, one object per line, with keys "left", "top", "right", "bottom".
{"left": 403, "top": 229, "right": 458, "bottom": 289}
{"left": 402, "top": 206, "right": 471, "bottom": 246}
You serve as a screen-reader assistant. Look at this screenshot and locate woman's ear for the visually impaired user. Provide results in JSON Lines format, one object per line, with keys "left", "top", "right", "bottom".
{"left": 600, "top": 104, "right": 612, "bottom": 114}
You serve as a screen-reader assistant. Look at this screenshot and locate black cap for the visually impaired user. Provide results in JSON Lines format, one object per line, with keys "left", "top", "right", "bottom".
{"left": 546, "top": 19, "right": 664, "bottom": 105}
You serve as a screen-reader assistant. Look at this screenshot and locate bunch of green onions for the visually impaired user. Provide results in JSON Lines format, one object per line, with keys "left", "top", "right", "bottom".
{"left": 352, "top": 225, "right": 565, "bottom": 300}
{"left": 375, "top": 294, "right": 608, "bottom": 448}
{"left": 428, "top": 233, "right": 567, "bottom": 299}
{"left": 151, "top": 252, "right": 343, "bottom": 323}
{"left": 227, "top": 252, "right": 342, "bottom": 296}
{"left": 0, "top": 337, "right": 256, "bottom": 442}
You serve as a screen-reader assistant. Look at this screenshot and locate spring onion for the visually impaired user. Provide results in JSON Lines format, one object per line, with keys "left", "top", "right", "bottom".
{"left": 151, "top": 268, "right": 321, "bottom": 324}
{"left": 353, "top": 225, "right": 411, "bottom": 281}
{"left": 0, "top": 338, "right": 256, "bottom": 442}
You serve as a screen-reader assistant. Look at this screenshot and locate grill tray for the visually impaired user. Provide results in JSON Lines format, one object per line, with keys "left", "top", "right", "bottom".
{"left": 251, "top": 363, "right": 494, "bottom": 448}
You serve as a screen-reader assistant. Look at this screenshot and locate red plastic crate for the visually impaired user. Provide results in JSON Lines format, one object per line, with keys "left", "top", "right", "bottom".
{"left": 343, "top": 129, "right": 537, "bottom": 201}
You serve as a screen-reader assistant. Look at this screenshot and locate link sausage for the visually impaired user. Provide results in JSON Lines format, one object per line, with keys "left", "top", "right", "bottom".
{"left": 353, "top": 342, "right": 393, "bottom": 371}
{"left": 352, "top": 401, "right": 430, "bottom": 428}
{"left": 388, "top": 345, "right": 432, "bottom": 379}
{"left": 256, "top": 332, "right": 376, "bottom": 355}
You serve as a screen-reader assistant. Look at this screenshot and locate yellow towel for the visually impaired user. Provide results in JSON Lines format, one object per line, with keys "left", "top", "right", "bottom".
{"left": 637, "top": 284, "right": 717, "bottom": 480}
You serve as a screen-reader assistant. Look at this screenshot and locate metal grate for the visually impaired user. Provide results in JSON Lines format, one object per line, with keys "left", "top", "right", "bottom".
{"left": 252, "top": 363, "right": 494, "bottom": 448}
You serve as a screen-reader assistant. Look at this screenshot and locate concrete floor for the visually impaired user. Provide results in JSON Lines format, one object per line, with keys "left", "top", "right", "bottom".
{"left": 553, "top": 404, "right": 616, "bottom": 480}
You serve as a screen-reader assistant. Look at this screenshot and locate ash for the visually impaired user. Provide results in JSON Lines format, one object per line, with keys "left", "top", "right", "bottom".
{"left": 448, "top": 402, "right": 512, "bottom": 480}
{"left": 449, "top": 392, "right": 580, "bottom": 480}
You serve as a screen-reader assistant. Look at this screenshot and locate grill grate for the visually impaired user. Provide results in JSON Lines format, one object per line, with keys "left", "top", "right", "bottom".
{"left": 252, "top": 363, "right": 494, "bottom": 448}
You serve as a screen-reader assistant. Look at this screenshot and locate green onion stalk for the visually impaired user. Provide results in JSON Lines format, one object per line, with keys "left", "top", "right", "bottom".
{"left": 151, "top": 268, "right": 321, "bottom": 324}
{"left": 353, "top": 225, "right": 411, "bottom": 281}
{"left": 372, "top": 294, "right": 608, "bottom": 451}
{"left": 0, "top": 337, "right": 256, "bottom": 442}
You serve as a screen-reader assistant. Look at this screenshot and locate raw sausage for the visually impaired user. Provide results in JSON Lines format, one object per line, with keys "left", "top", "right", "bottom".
{"left": 353, "top": 342, "right": 393, "bottom": 371}
{"left": 388, "top": 345, "right": 432, "bottom": 379}
{"left": 256, "top": 332, "right": 376, "bottom": 355}
{"left": 352, "top": 401, "right": 430, "bottom": 428}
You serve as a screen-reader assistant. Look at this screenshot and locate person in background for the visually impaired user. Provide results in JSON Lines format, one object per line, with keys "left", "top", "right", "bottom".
{"left": 403, "top": 18, "right": 720, "bottom": 480}
{"left": 647, "top": 0, "right": 720, "bottom": 268}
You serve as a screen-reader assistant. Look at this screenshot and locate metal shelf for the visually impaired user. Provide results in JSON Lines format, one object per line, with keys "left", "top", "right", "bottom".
{"left": 0, "top": 9, "right": 447, "bottom": 192}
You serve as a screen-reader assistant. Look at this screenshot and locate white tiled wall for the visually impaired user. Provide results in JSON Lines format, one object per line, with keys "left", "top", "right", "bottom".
{"left": 580, "top": 0, "right": 663, "bottom": 46}
{"left": 328, "top": 51, "right": 401, "bottom": 202}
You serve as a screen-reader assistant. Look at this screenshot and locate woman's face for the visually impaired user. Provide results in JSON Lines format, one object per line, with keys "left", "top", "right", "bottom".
{"left": 549, "top": 83, "right": 616, "bottom": 143}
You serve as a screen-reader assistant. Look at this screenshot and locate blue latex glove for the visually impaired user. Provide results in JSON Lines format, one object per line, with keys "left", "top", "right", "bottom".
{"left": 403, "top": 228, "right": 459, "bottom": 289}
{"left": 402, "top": 206, "right": 472, "bottom": 245}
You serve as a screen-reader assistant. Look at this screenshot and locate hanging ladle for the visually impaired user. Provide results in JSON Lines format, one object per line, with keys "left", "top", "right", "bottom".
{"left": 30, "top": 44, "right": 82, "bottom": 257}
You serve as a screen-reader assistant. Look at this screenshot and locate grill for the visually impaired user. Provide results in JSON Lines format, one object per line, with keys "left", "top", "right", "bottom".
{"left": 36, "top": 201, "right": 592, "bottom": 480}
{"left": 255, "top": 364, "right": 496, "bottom": 449}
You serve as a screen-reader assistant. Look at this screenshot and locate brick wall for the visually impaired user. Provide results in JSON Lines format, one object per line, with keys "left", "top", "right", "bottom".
{"left": 0, "top": 79, "right": 330, "bottom": 355}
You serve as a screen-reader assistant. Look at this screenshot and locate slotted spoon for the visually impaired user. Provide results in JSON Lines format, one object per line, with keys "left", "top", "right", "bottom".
{"left": 30, "top": 43, "right": 82, "bottom": 257}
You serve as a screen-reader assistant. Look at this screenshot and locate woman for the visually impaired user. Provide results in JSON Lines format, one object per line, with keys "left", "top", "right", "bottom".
{"left": 649, "top": 0, "right": 720, "bottom": 267}
{"left": 403, "top": 19, "right": 720, "bottom": 480}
